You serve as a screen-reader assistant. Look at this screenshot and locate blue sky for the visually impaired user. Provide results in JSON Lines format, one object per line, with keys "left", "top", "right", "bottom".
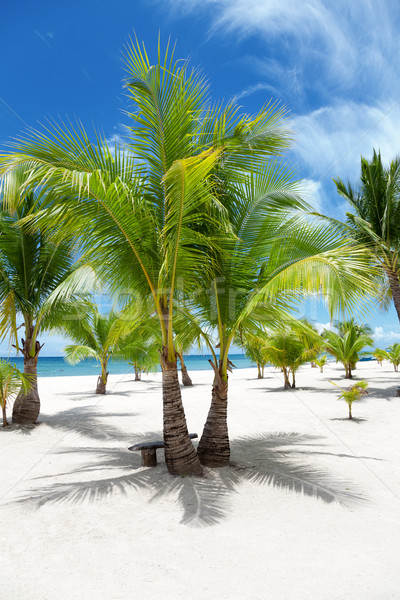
{"left": 1, "top": 0, "right": 400, "bottom": 355}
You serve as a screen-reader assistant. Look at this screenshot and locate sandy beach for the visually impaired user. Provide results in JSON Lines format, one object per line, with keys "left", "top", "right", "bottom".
{"left": 1, "top": 361, "right": 400, "bottom": 600}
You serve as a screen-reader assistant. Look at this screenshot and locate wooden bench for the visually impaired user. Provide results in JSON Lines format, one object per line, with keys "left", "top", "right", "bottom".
{"left": 128, "top": 433, "right": 198, "bottom": 467}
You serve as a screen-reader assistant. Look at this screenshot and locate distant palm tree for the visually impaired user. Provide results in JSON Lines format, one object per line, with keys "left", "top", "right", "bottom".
{"left": 315, "top": 355, "right": 327, "bottom": 373}
{"left": 62, "top": 304, "right": 134, "bottom": 394}
{"left": 372, "top": 348, "right": 387, "bottom": 366}
{"left": 385, "top": 343, "right": 400, "bottom": 372}
{"left": 323, "top": 326, "right": 373, "bottom": 378}
{"left": 334, "top": 150, "right": 400, "bottom": 321}
{"left": 331, "top": 380, "right": 368, "bottom": 420}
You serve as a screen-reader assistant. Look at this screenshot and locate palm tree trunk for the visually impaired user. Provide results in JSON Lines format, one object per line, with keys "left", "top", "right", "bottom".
{"left": 197, "top": 359, "right": 230, "bottom": 467}
{"left": 96, "top": 373, "right": 108, "bottom": 394}
{"left": 348, "top": 403, "right": 352, "bottom": 419}
{"left": 257, "top": 363, "right": 262, "bottom": 379}
{"left": 178, "top": 353, "right": 193, "bottom": 386}
{"left": 12, "top": 327, "right": 42, "bottom": 424}
{"left": 262, "top": 365, "right": 265, "bottom": 378}
{"left": 386, "top": 267, "right": 400, "bottom": 323}
{"left": 283, "top": 367, "right": 291, "bottom": 389}
{"left": 134, "top": 364, "right": 141, "bottom": 381}
{"left": 291, "top": 370, "right": 296, "bottom": 388}
{"left": 160, "top": 348, "right": 203, "bottom": 476}
{"left": 2, "top": 403, "right": 8, "bottom": 427}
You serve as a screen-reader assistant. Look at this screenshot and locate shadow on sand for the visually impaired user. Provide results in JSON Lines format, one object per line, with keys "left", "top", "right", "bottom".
{"left": 12, "top": 432, "right": 367, "bottom": 527}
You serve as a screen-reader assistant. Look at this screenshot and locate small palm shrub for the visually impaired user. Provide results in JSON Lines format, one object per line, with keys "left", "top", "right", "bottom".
{"left": 315, "top": 355, "right": 327, "bottom": 373}
{"left": 331, "top": 380, "right": 368, "bottom": 420}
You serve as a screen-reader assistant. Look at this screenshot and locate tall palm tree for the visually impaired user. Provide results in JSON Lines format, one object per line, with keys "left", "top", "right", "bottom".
{"left": 0, "top": 41, "right": 291, "bottom": 475}
{"left": 194, "top": 168, "right": 377, "bottom": 467}
{"left": 0, "top": 170, "right": 94, "bottom": 424}
{"left": 334, "top": 150, "right": 400, "bottom": 321}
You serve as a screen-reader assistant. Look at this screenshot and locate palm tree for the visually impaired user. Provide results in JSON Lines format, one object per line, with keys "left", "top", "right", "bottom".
{"left": 61, "top": 304, "right": 135, "bottom": 393}
{"left": 315, "top": 354, "right": 327, "bottom": 373}
{"left": 0, "top": 41, "right": 292, "bottom": 475}
{"left": 0, "top": 360, "right": 32, "bottom": 427}
{"left": 322, "top": 326, "right": 373, "bottom": 378}
{"left": 194, "top": 168, "right": 377, "bottom": 466}
{"left": 334, "top": 150, "right": 400, "bottom": 322}
{"left": 372, "top": 348, "right": 387, "bottom": 366}
{"left": 0, "top": 170, "right": 94, "bottom": 424}
{"left": 240, "top": 332, "right": 268, "bottom": 379}
{"left": 330, "top": 380, "right": 368, "bottom": 420}
{"left": 262, "top": 330, "right": 308, "bottom": 389}
{"left": 385, "top": 343, "right": 400, "bottom": 371}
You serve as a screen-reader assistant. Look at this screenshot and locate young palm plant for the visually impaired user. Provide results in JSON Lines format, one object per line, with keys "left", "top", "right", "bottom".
{"left": 330, "top": 380, "right": 368, "bottom": 420}
{"left": 315, "top": 355, "right": 328, "bottom": 373}
{"left": 0, "top": 360, "right": 32, "bottom": 427}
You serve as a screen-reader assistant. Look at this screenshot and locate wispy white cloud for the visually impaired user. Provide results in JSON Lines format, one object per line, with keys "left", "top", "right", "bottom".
{"left": 373, "top": 326, "right": 400, "bottom": 345}
{"left": 290, "top": 101, "right": 400, "bottom": 182}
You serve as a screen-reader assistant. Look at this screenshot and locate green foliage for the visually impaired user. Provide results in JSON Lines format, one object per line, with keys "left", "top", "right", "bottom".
{"left": 315, "top": 355, "right": 327, "bottom": 372}
{"left": 330, "top": 380, "right": 368, "bottom": 419}
{"left": 334, "top": 150, "right": 400, "bottom": 316}
{"left": 61, "top": 303, "right": 140, "bottom": 385}
{"left": 385, "top": 343, "right": 400, "bottom": 371}
{"left": 372, "top": 348, "right": 387, "bottom": 365}
{"left": 262, "top": 327, "right": 313, "bottom": 388}
{"left": 0, "top": 360, "right": 32, "bottom": 426}
{"left": 322, "top": 323, "right": 373, "bottom": 378}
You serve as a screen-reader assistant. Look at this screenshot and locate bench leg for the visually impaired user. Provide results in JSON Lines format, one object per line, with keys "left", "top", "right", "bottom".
{"left": 141, "top": 448, "right": 157, "bottom": 467}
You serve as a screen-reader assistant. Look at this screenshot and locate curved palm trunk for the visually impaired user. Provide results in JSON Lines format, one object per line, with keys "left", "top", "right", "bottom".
{"left": 197, "top": 359, "right": 230, "bottom": 468}
{"left": 257, "top": 363, "right": 262, "bottom": 379}
{"left": 283, "top": 367, "right": 291, "bottom": 389}
{"left": 387, "top": 267, "right": 400, "bottom": 323}
{"left": 12, "top": 329, "right": 42, "bottom": 424}
{"left": 160, "top": 349, "right": 203, "bottom": 476}
{"left": 178, "top": 353, "right": 193, "bottom": 386}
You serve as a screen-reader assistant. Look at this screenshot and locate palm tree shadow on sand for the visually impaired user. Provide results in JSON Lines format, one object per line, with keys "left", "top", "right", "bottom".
{"left": 11, "top": 432, "right": 367, "bottom": 527}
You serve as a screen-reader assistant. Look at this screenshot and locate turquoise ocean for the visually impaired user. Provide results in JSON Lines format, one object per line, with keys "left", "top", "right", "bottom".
{"left": 2, "top": 354, "right": 254, "bottom": 378}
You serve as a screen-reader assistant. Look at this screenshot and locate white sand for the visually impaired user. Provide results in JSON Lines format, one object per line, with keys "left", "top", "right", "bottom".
{"left": 1, "top": 361, "right": 400, "bottom": 600}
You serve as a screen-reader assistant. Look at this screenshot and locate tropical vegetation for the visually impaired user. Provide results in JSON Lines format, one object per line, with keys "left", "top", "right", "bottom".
{"left": 0, "top": 360, "right": 32, "bottom": 427}
{"left": 322, "top": 323, "right": 373, "bottom": 378}
{"left": 330, "top": 380, "right": 368, "bottom": 420}
{"left": 334, "top": 150, "right": 400, "bottom": 322}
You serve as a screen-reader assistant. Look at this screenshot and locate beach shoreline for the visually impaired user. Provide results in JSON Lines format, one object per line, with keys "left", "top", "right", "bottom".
{"left": 2, "top": 361, "right": 400, "bottom": 599}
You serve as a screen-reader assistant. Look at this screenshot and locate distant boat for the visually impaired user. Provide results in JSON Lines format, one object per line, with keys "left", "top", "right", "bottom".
{"left": 359, "top": 356, "right": 374, "bottom": 362}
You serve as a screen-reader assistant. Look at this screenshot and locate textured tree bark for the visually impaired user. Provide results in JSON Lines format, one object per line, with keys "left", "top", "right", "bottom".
{"left": 283, "top": 367, "right": 291, "bottom": 389}
{"left": 96, "top": 372, "right": 108, "bottom": 394}
{"left": 386, "top": 267, "right": 400, "bottom": 323}
{"left": 134, "top": 365, "right": 141, "bottom": 381}
{"left": 257, "top": 363, "right": 262, "bottom": 379}
{"left": 161, "top": 349, "right": 203, "bottom": 476}
{"left": 178, "top": 354, "right": 193, "bottom": 386}
{"left": 197, "top": 360, "right": 230, "bottom": 467}
{"left": 2, "top": 403, "right": 8, "bottom": 428}
{"left": 12, "top": 329, "right": 42, "bottom": 425}
{"left": 345, "top": 364, "right": 352, "bottom": 379}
